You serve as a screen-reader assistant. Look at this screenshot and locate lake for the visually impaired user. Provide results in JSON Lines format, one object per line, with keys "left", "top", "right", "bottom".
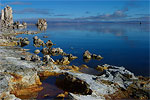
{"left": 16, "top": 22, "right": 149, "bottom": 76}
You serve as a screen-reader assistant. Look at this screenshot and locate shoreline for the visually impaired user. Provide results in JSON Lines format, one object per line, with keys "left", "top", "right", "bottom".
{"left": 0, "top": 29, "right": 149, "bottom": 100}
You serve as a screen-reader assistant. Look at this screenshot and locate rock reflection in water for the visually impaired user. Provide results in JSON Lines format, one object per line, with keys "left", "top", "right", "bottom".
{"left": 38, "top": 25, "right": 47, "bottom": 31}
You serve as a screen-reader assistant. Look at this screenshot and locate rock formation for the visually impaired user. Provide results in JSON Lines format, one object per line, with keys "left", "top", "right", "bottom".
{"left": 0, "top": 5, "right": 27, "bottom": 31}
{"left": 1, "top": 5, "right": 13, "bottom": 27}
{"left": 13, "top": 21, "right": 27, "bottom": 29}
{"left": 83, "top": 50, "right": 92, "bottom": 59}
{"left": 83, "top": 50, "right": 103, "bottom": 61}
{"left": 33, "top": 36, "right": 45, "bottom": 47}
{"left": 37, "top": 19, "right": 47, "bottom": 26}
{"left": 18, "top": 37, "right": 30, "bottom": 47}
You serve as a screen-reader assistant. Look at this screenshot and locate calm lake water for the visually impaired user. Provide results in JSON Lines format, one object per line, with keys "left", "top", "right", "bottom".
{"left": 17, "top": 22, "right": 149, "bottom": 76}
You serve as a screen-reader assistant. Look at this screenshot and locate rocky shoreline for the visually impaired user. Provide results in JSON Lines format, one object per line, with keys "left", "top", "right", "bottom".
{"left": 0, "top": 5, "right": 149, "bottom": 100}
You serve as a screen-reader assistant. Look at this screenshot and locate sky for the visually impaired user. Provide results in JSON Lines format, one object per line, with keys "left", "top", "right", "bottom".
{"left": 0, "top": 0, "right": 149, "bottom": 21}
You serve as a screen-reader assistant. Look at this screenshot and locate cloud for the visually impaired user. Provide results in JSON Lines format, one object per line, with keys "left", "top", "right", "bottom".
{"left": 76, "top": 9, "right": 128, "bottom": 21}
{"left": 14, "top": 8, "right": 50, "bottom": 15}
{"left": 54, "top": 14, "right": 71, "bottom": 16}
{"left": 0, "top": 2, "right": 31, "bottom": 6}
{"left": 129, "top": 16, "right": 150, "bottom": 21}
{"left": 130, "top": 13, "right": 150, "bottom": 21}
{"left": 7, "top": 2, "right": 31, "bottom": 5}
{"left": 135, "top": 14, "right": 150, "bottom": 16}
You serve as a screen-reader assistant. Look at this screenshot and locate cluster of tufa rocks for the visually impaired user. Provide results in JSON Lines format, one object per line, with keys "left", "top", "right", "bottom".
{"left": 0, "top": 5, "right": 27, "bottom": 30}
{"left": 18, "top": 37, "right": 30, "bottom": 47}
{"left": 33, "top": 36, "right": 45, "bottom": 47}
{"left": 54, "top": 57, "right": 70, "bottom": 65}
{"left": 31, "top": 36, "right": 77, "bottom": 65}
{"left": 37, "top": 19, "right": 47, "bottom": 26}
{"left": 83, "top": 50, "right": 103, "bottom": 60}
{"left": 1, "top": 5, "right": 13, "bottom": 27}
{"left": 33, "top": 36, "right": 53, "bottom": 47}
{"left": 13, "top": 21, "right": 27, "bottom": 29}
{"left": 21, "top": 55, "right": 41, "bottom": 62}
{"left": 0, "top": 5, "right": 48, "bottom": 32}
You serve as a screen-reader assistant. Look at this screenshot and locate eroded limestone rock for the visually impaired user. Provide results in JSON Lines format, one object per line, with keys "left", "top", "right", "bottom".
{"left": 46, "top": 40, "right": 53, "bottom": 47}
{"left": 34, "top": 49, "right": 40, "bottom": 54}
{"left": 1, "top": 5, "right": 13, "bottom": 27}
{"left": 43, "top": 55, "right": 54, "bottom": 63}
{"left": 37, "top": 19, "right": 47, "bottom": 26}
{"left": 60, "top": 57, "right": 70, "bottom": 65}
{"left": 83, "top": 50, "right": 91, "bottom": 59}
{"left": 18, "top": 37, "right": 30, "bottom": 47}
{"left": 41, "top": 48, "right": 49, "bottom": 55}
{"left": 33, "top": 36, "right": 45, "bottom": 47}
{"left": 67, "top": 54, "right": 78, "bottom": 60}
{"left": 83, "top": 50, "right": 103, "bottom": 61}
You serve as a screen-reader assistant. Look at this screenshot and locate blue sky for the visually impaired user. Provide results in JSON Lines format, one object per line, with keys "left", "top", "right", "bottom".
{"left": 0, "top": 0, "right": 149, "bottom": 21}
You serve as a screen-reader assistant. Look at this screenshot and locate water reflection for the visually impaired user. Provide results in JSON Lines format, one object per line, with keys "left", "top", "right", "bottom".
{"left": 43, "top": 23, "right": 148, "bottom": 48}
{"left": 38, "top": 25, "right": 47, "bottom": 31}
{"left": 31, "top": 23, "right": 148, "bottom": 48}
{"left": 17, "top": 22, "right": 149, "bottom": 76}
{"left": 45, "top": 22, "right": 149, "bottom": 32}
